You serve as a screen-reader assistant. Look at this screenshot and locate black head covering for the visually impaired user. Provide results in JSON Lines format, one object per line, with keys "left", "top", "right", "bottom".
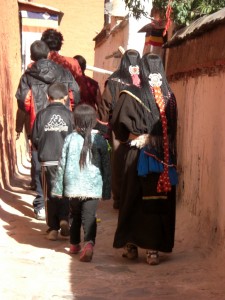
{"left": 134, "top": 53, "right": 164, "bottom": 135}
{"left": 139, "top": 53, "right": 177, "bottom": 152}
{"left": 106, "top": 49, "right": 141, "bottom": 108}
{"left": 140, "top": 53, "right": 172, "bottom": 97}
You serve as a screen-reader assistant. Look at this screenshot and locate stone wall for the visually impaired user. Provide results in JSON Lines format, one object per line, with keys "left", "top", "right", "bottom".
{"left": 93, "top": 18, "right": 150, "bottom": 91}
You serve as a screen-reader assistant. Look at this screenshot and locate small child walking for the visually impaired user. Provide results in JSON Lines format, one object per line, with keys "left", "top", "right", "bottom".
{"left": 52, "top": 104, "right": 111, "bottom": 262}
{"left": 31, "top": 82, "right": 75, "bottom": 240}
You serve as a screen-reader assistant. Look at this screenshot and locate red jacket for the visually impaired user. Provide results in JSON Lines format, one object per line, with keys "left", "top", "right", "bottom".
{"left": 80, "top": 75, "right": 102, "bottom": 110}
{"left": 15, "top": 58, "right": 80, "bottom": 129}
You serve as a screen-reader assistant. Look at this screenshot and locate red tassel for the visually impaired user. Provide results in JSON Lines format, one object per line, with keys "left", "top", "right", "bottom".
{"left": 163, "top": 0, "right": 172, "bottom": 36}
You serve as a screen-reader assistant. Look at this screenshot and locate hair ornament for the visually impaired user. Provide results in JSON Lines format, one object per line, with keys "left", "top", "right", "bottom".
{"left": 129, "top": 65, "right": 140, "bottom": 75}
{"left": 149, "top": 73, "right": 162, "bottom": 87}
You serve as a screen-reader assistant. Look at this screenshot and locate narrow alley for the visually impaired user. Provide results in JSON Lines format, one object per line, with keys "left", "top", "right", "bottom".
{"left": 0, "top": 156, "right": 224, "bottom": 300}
{"left": 1, "top": 2, "right": 225, "bottom": 299}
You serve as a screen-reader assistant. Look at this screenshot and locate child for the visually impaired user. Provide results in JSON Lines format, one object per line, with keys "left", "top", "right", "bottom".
{"left": 31, "top": 82, "right": 75, "bottom": 240}
{"left": 52, "top": 104, "right": 111, "bottom": 262}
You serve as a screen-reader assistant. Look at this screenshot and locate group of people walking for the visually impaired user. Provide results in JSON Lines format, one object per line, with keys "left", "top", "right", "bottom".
{"left": 15, "top": 28, "right": 178, "bottom": 265}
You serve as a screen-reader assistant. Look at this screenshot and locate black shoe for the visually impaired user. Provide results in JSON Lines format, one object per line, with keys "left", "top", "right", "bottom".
{"left": 122, "top": 243, "right": 138, "bottom": 259}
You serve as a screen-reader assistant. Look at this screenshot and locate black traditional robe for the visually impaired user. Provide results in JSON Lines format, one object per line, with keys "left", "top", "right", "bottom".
{"left": 111, "top": 90, "right": 176, "bottom": 252}
{"left": 98, "top": 79, "right": 131, "bottom": 208}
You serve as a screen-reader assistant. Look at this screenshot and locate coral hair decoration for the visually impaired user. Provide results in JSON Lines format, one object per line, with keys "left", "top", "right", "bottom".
{"left": 149, "top": 73, "right": 171, "bottom": 193}
{"left": 129, "top": 65, "right": 140, "bottom": 87}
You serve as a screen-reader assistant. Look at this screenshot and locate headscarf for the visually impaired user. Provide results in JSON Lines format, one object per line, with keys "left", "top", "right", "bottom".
{"left": 139, "top": 53, "right": 177, "bottom": 141}
{"left": 106, "top": 49, "right": 141, "bottom": 108}
{"left": 139, "top": 53, "right": 177, "bottom": 192}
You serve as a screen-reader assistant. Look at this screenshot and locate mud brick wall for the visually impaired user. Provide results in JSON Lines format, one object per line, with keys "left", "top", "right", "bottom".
{"left": 166, "top": 24, "right": 225, "bottom": 247}
{"left": 0, "top": 0, "right": 21, "bottom": 188}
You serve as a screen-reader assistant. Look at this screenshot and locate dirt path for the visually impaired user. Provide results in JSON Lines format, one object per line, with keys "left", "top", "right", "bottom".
{"left": 0, "top": 172, "right": 224, "bottom": 300}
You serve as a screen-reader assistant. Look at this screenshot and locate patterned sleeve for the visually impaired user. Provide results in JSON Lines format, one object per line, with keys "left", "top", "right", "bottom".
{"left": 51, "top": 136, "right": 70, "bottom": 197}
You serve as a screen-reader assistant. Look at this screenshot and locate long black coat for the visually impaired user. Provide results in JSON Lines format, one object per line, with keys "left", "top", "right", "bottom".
{"left": 111, "top": 89, "right": 176, "bottom": 252}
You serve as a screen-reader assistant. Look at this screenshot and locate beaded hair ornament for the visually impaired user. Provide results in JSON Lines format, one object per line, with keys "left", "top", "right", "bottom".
{"left": 149, "top": 72, "right": 171, "bottom": 193}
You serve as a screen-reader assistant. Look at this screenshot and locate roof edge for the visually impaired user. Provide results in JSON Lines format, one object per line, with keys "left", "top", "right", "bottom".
{"left": 18, "top": 0, "right": 63, "bottom": 16}
{"left": 164, "top": 7, "right": 225, "bottom": 48}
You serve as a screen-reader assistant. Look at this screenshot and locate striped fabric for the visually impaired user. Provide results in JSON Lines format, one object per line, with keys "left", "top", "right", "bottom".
{"left": 145, "top": 29, "right": 164, "bottom": 47}
{"left": 21, "top": 10, "right": 58, "bottom": 32}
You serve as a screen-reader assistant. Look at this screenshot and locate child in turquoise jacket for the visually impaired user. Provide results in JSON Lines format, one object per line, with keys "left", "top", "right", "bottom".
{"left": 52, "top": 104, "right": 111, "bottom": 262}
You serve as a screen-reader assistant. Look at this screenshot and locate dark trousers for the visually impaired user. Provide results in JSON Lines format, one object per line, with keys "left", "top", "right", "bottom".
{"left": 69, "top": 198, "right": 98, "bottom": 245}
{"left": 42, "top": 165, "right": 69, "bottom": 230}
{"left": 32, "top": 150, "right": 44, "bottom": 213}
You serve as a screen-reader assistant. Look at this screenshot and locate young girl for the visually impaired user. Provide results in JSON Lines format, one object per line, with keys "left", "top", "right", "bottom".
{"left": 52, "top": 104, "right": 111, "bottom": 262}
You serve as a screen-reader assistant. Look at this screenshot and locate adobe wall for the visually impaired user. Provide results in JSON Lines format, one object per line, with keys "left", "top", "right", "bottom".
{"left": 94, "top": 23, "right": 130, "bottom": 92}
{"left": 34, "top": 0, "right": 104, "bottom": 78}
{"left": 166, "top": 24, "right": 225, "bottom": 247}
{"left": 93, "top": 19, "right": 147, "bottom": 92}
{"left": 0, "top": 0, "right": 22, "bottom": 188}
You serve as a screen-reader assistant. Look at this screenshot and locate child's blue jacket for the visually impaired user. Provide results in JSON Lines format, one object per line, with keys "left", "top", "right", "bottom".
{"left": 52, "top": 130, "right": 111, "bottom": 200}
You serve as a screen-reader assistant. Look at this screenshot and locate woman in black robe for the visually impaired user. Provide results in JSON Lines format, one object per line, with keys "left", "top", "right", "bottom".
{"left": 111, "top": 53, "right": 178, "bottom": 265}
{"left": 98, "top": 49, "right": 141, "bottom": 209}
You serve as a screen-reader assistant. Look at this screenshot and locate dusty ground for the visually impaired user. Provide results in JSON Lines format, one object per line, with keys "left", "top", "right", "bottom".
{"left": 0, "top": 162, "right": 225, "bottom": 299}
